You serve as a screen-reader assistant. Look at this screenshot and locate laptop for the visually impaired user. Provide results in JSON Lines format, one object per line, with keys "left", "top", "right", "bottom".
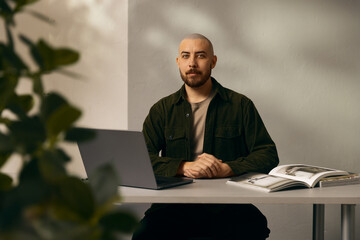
{"left": 77, "top": 128, "right": 193, "bottom": 190}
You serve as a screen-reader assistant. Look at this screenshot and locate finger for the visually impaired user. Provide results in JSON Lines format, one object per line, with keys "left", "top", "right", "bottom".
{"left": 207, "top": 159, "right": 221, "bottom": 175}
{"left": 192, "top": 165, "right": 211, "bottom": 178}
{"left": 203, "top": 162, "right": 218, "bottom": 177}
{"left": 196, "top": 156, "right": 221, "bottom": 176}
{"left": 198, "top": 153, "right": 219, "bottom": 161}
{"left": 185, "top": 169, "right": 202, "bottom": 179}
{"left": 184, "top": 169, "right": 196, "bottom": 178}
{"left": 198, "top": 153, "right": 222, "bottom": 166}
{"left": 192, "top": 162, "right": 214, "bottom": 178}
{"left": 188, "top": 164, "right": 211, "bottom": 178}
{"left": 184, "top": 169, "right": 195, "bottom": 178}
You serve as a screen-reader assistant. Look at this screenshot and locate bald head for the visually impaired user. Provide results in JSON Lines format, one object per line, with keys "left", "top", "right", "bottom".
{"left": 183, "top": 33, "right": 211, "bottom": 41}
{"left": 176, "top": 33, "right": 217, "bottom": 89}
{"left": 180, "top": 33, "right": 214, "bottom": 56}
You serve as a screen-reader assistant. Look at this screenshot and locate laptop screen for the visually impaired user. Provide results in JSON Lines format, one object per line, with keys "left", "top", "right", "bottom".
{"left": 78, "top": 128, "right": 158, "bottom": 189}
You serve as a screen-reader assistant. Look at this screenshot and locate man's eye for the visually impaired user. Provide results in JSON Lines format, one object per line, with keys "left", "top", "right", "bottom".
{"left": 182, "top": 55, "right": 189, "bottom": 58}
{"left": 197, "top": 54, "right": 206, "bottom": 58}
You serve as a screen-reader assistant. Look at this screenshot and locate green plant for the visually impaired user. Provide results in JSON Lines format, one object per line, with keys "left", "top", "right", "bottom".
{"left": 0, "top": 0, "right": 137, "bottom": 239}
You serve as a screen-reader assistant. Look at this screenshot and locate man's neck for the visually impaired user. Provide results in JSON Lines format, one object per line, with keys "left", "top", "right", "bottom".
{"left": 185, "top": 78, "right": 213, "bottom": 103}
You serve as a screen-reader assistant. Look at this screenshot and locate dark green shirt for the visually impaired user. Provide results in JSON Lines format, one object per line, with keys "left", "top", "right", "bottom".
{"left": 142, "top": 78, "right": 279, "bottom": 177}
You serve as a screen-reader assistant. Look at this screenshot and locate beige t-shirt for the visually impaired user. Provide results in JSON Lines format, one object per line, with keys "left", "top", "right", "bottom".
{"left": 190, "top": 90, "right": 216, "bottom": 161}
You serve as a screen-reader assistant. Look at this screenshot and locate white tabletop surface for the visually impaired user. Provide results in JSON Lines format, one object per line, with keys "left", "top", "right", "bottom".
{"left": 118, "top": 178, "right": 360, "bottom": 204}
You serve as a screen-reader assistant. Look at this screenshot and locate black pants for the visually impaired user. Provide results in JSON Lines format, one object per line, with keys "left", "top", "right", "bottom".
{"left": 132, "top": 204, "right": 270, "bottom": 240}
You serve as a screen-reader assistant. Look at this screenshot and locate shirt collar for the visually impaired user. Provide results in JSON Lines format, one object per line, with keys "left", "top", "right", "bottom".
{"left": 172, "top": 77, "right": 229, "bottom": 105}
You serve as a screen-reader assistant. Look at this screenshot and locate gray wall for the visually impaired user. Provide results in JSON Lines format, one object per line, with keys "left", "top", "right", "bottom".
{"left": 129, "top": 0, "right": 360, "bottom": 239}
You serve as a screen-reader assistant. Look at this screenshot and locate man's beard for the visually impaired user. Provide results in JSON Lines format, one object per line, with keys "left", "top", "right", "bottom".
{"left": 180, "top": 66, "right": 212, "bottom": 88}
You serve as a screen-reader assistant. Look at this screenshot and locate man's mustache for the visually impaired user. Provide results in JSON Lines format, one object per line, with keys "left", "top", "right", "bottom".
{"left": 186, "top": 69, "right": 201, "bottom": 74}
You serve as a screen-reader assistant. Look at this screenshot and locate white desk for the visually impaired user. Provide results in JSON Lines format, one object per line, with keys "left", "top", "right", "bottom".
{"left": 119, "top": 179, "right": 360, "bottom": 240}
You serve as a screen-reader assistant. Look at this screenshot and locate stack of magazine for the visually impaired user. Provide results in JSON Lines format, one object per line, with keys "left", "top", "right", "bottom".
{"left": 226, "top": 164, "right": 360, "bottom": 192}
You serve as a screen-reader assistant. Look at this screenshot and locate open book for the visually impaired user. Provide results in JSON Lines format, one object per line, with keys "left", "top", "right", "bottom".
{"left": 226, "top": 164, "right": 358, "bottom": 192}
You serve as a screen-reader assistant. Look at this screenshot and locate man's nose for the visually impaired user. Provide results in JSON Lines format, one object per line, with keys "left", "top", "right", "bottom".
{"left": 189, "top": 56, "right": 197, "bottom": 68}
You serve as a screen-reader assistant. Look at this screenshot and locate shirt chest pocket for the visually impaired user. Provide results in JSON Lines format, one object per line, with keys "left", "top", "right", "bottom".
{"left": 164, "top": 128, "right": 187, "bottom": 158}
{"left": 214, "top": 127, "right": 244, "bottom": 161}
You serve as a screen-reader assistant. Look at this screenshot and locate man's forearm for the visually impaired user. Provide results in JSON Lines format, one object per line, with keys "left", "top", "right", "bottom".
{"left": 226, "top": 146, "right": 279, "bottom": 176}
{"left": 149, "top": 153, "right": 185, "bottom": 177}
{"left": 176, "top": 161, "right": 188, "bottom": 176}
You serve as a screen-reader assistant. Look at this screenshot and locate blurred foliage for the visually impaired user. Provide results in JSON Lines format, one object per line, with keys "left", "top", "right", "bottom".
{"left": 0, "top": 0, "right": 137, "bottom": 239}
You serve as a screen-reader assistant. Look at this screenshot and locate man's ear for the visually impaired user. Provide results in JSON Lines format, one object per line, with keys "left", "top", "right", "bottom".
{"left": 211, "top": 55, "right": 218, "bottom": 69}
{"left": 176, "top": 56, "right": 180, "bottom": 67}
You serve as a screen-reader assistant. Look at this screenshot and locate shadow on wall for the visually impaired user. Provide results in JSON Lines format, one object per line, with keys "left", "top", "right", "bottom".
{"left": 129, "top": 0, "right": 360, "bottom": 172}
{"left": 15, "top": 0, "right": 128, "bottom": 129}
{"left": 1, "top": 0, "right": 128, "bottom": 176}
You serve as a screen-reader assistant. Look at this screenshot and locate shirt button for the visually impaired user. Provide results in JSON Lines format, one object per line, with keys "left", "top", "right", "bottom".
{"left": 186, "top": 113, "right": 190, "bottom": 118}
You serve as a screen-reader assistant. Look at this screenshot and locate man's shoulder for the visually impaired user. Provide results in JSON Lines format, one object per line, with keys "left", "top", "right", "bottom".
{"left": 218, "top": 84, "right": 252, "bottom": 105}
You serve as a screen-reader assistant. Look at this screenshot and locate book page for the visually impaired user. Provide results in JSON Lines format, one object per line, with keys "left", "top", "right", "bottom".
{"left": 269, "top": 164, "right": 349, "bottom": 187}
{"left": 227, "top": 173, "right": 306, "bottom": 192}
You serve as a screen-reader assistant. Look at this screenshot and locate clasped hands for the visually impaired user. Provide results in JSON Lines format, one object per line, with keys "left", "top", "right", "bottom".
{"left": 178, "top": 153, "right": 234, "bottom": 179}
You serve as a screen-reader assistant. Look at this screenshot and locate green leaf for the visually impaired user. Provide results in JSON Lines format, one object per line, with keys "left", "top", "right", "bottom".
{"left": 30, "top": 73, "right": 44, "bottom": 97}
{"left": 65, "top": 127, "right": 96, "bottom": 142}
{"left": 19, "top": 35, "right": 43, "bottom": 72}
{"left": 39, "top": 40, "right": 79, "bottom": 72}
{"left": 14, "top": 0, "right": 40, "bottom": 12}
{"left": 0, "top": 132, "right": 12, "bottom": 168}
{"left": 38, "top": 149, "right": 67, "bottom": 182}
{"left": 0, "top": 76, "right": 17, "bottom": 111}
{"left": 0, "top": 131, "right": 13, "bottom": 152}
{"left": 0, "top": 1, "right": 12, "bottom": 15}
{"left": 0, "top": 151, "right": 12, "bottom": 169}
{"left": 99, "top": 211, "right": 138, "bottom": 234}
{"left": 53, "top": 177, "right": 95, "bottom": 221}
{"left": 40, "top": 93, "right": 82, "bottom": 140}
{"left": 9, "top": 116, "right": 46, "bottom": 154}
{"left": 0, "top": 117, "right": 11, "bottom": 126}
{"left": 16, "top": 180, "right": 48, "bottom": 207}
{"left": 0, "top": 43, "right": 28, "bottom": 75}
{"left": 46, "top": 104, "right": 81, "bottom": 139}
{"left": 17, "top": 158, "right": 49, "bottom": 202}
{"left": 6, "top": 93, "right": 34, "bottom": 119}
{"left": 40, "top": 92, "right": 68, "bottom": 121}
{"left": 88, "top": 164, "right": 119, "bottom": 207}
{"left": 2, "top": 159, "right": 49, "bottom": 229}
{"left": 19, "top": 157, "right": 43, "bottom": 183}
{"left": 0, "top": 172, "right": 13, "bottom": 191}
{"left": 19, "top": 36, "right": 78, "bottom": 84}
{"left": 6, "top": 24, "right": 14, "bottom": 50}
{"left": 0, "top": 0, "right": 15, "bottom": 25}
{"left": 25, "top": 217, "right": 100, "bottom": 240}
{"left": 53, "top": 148, "right": 71, "bottom": 163}
{"left": 26, "top": 40, "right": 80, "bottom": 73}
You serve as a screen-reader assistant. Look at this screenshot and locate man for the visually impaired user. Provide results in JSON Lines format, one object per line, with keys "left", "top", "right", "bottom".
{"left": 132, "top": 34, "right": 279, "bottom": 240}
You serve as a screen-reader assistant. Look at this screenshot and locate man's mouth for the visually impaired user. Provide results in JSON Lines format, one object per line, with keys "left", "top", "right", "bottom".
{"left": 186, "top": 70, "right": 201, "bottom": 75}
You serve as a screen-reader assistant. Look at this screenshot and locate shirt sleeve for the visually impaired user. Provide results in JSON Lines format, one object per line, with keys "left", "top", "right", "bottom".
{"left": 226, "top": 100, "right": 279, "bottom": 175}
{"left": 142, "top": 102, "right": 184, "bottom": 177}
